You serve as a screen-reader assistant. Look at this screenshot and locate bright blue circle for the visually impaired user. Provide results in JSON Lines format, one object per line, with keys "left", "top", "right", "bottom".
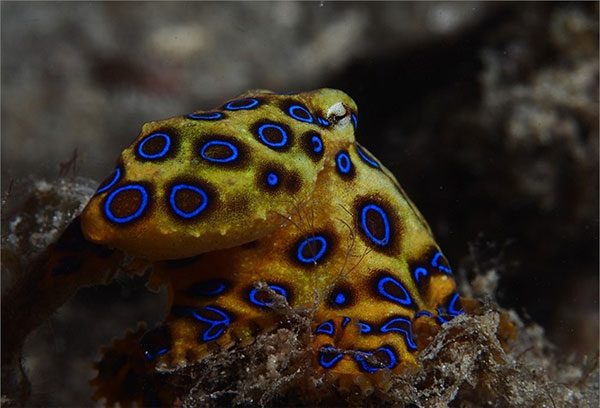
{"left": 225, "top": 98, "right": 259, "bottom": 110}
{"left": 96, "top": 167, "right": 121, "bottom": 194}
{"left": 351, "top": 113, "right": 358, "bottom": 129}
{"left": 186, "top": 111, "right": 224, "bottom": 120}
{"left": 447, "top": 292, "right": 464, "bottom": 316}
{"left": 360, "top": 203, "right": 391, "bottom": 246}
{"left": 137, "top": 132, "right": 171, "bottom": 159}
{"left": 415, "top": 310, "right": 433, "bottom": 318}
{"left": 379, "top": 317, "right": 417, "bottom": 351}
{"left": 199, "top": 140, "right": 239, "bottom": 163}
{"left": 431, "top": 251, "right": 453, "bottom": 274}
{"left": 169, "top": 183, "right": 208, "bottom": 219}
{"left": 317, "top": 117, "right": 330, "bottom": 127}
{"left": 190, "top": 306, "right": 231, "bottom": 342}
{"left": 104, "top": 184, "right": 149, "bottom": 224}
{"left": 287, "top": 104, "right": 314, "bottom": 123}
{"left": 257, "top": 123, "right": 288, "bottom": 148}
{"left": 377, "top": 276, "right": 413, "bottom": 306}
{"left": 354, "top": 346, "right": 397, "bottom": 373}
{"left": 334, "top": 292, "right": 346, "bottom": 305}
{"left": 413, "top": 267, "right": 428, "bottom": 283}
{"left": 248, "top": 284, "right": 288, "bottom": 308}
{"left": 356, "top": 144, "right": 380, "bottom": 168}
{"left": 341, "top": 317, "right": 351, "bottom": 328}
{"left": 314, "top": 321, "right": 335, "bottom": 336}
{"left": 335, "top": 151, "right": 352, "bottom": 174}
{"left": 311, "top": 134, "right": 323, "bottom": 154}
{"left": 358, "top": 322, "right": 372, "bottom": 334}
{"left": 266, "top": 172, "right": 279, "bottom": 187}
{"left": 319, "top": 346, "right": 344, "bottom": 369}
{"left": 296, "top": 235, "right": 328, "bottom": 264}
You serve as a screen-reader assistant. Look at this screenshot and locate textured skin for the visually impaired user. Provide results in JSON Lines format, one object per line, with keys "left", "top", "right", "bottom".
{"left": 83, "top": 89, "right": 463, "bottom": 403}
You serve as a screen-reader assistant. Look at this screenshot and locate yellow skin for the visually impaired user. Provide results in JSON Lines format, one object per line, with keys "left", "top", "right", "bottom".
{"left": 83, "top": 89, "right": 463, "bottom": 403}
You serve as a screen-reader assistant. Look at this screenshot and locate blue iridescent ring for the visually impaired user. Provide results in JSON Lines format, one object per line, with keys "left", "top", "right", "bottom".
{"left": 351, "top": 113, "right": 358, "bottom": 129}
{"left": 248, "top": 284, "right": 289, "bottom": 308}
{"left": 379, "top": 317, "right": 417, "bottom": 351}
{"left": 96, "top": 167, "right": 121, "bottom": 194}
{"left": 104, "top": 184, "right": 149, "bottom": 224}
{"left": 356, "top": 144, "right": 380, "bottom": 168}
{"left": 311, "top": 134, "right": 323, "bottom": 154}
{"left": 354, "top": 346, "right": 398, "bottom": 373}
{"left": 199, "top": 140, "right": 239, "bottom": 163}
{"left": 334, "top": 292, "right": 347, "bottom": 305}
{"left": 190, "top": 306, "right": 231, "bottom": 342}
{"left": 169, "top": 183, "right": 209, "bottom": 219}
{"left": 319, "top": 345, "right": 344, "bottom": 369}
{"left": 335, "top": 151, "right": 352, "bottom": 174}
{"left": 317, "top": 117, "right": 330, "bottom": 127}
{"left": 266, "top": 172, "right": 279, "bottom": 187}
{"left": 186, "top": 111, "right": 224, "bottom": 120}
{"left": 137, "top": 132, "right": 171, "bottom": 159}
{"left": 447, "top": 293, "right": 464, "bottom": 316}
{"left": 287, "top": 104, "right": 314, "bottom": 123}
{"left": 225, "top": 98, "right": 260, "bottom": 110}
{"left": 257, "top": 123, "right": 288, "bottom": 148}
{"left": 413, "top": 267, "right": 428, "bottom": 283}
{"left": 377, "top": 276, "right": 413, "bottom": 306}
{"left": 360, "top": 203, "right": 391, "bottom": 246}
{"left": 358, "top": 322, "right": 373, "bottom": 334}
{"left": 296, "top": 235, "right": 328, "bottom": 264}
{"left": 314, "top": 321, "right": 335, "bottom": 336}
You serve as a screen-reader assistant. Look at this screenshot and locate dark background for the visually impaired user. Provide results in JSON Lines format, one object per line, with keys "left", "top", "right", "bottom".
{"left": 2, "top": 2, "right": 598, "bottom": 406}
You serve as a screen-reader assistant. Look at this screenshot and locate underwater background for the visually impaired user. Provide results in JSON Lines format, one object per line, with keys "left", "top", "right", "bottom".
{"left": 2, "top": 2, "right": 598, "bottom": 406}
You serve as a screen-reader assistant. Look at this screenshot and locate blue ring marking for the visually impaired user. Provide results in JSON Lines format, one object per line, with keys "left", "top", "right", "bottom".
{"left": 190, "top": 306, "right": 231, "bottom": 342}
{"left": 379, "top": 317, "right": 417, "bottom": 351}
{"left": 358, "top": 322, "right": 373, "bottom": 334}
{"left": 296, "top": 235, "right": 328, "bottom": 264}
{"left": 137, "top": 132, "right": 171, "bottom": 159}
{"left": 354, "top": 346, "right": 398, "bottom": 373}
{"left": 186, "top": 111, "right": 224, "bottom": 120}
{"left": 351, "top": 113, "right": 358, "bottom": 129}
{"left": 199, "top": 140, "right": 239, "bottom": 163}
{"left": 377, "top": 276, "right": 414, "bottom": 307}
{"left": 248, "top": 284, "right": 288, "bottom": 308}
{"left": 356, "top": 144, "right": 380, "bottom": 168}
{"left": 287, "top": 104, "right": 314, "bottom": 123}
{"left": 104, "top": 184, "right": 149, "bottom": 224}
{"left": 415, "top": 310, "right": 433, "bottom": 318}
{"left": 266, "top": 172, "right": 279, "bottom": 187}
{"left": 188, "top": 280, "right": 228, "bottom": 297}
{"left": 311, "top": 134, "right": 323, "bottom": 154}
{"left": 169, "top": 183, "right": 209, "bottom": 219}
{"left": 224, "top": 98, "right": 259, "bottom": 110}
{"left": 335, "top": 151, "right": 352, "bottom": 174}
{"left": 257, "top": 123, "right": 288, "bottom": 148}
{"left": 96, "top": 167, "right": 121, "bottom": 194}
{"left": 319, "top": 346, "right": 344, "bottom": 369}
{"left": 431, "top": 251, "right": 453, "bottom": 274}
{"left": 360, "top": 203, "right": 391, "bottom": 246}
{"left": 314, "top": 321, "right": 335, "bottom": 336}
{"left": 342, "top": 317, "right": 351, "bottom": 328}
{"left": 335, "top": 293, "right": 346, "bottom": 305}
{"left": 436, "top": 308, "right": 450, "bottom": 324}
{"left": 413, "top": 267, "right": 429, "bottom": 283}
{"left": 317, "top": 116, "right": 330, "bottom": 127}
{"left": 447, "top": 293, "right": 464, "bottom": 316}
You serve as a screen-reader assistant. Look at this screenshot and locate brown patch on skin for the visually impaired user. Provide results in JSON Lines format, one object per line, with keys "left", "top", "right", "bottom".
{"left": 300, "top": 131, "right": 325, "bottom": 162}
{"left": 407, "top": 246, "right": 440, "bottom": 297}
{"left": 239, "top": 240, "right": 260, "bottom": 250}
{"left": 194, "top": 135, "right": 250, "bottom": 169}
{"left": 226, "top": 194, "right": 249, "bottom": 215}
{"left": 255, "top": 163, "right": 302, "bottom": 194}
{"left": 353, "top": 195, "right": 403, "bottom": 255}
{"left": 250, "top": 120, "right": 295, "bottom": 151}
{"left": 284, "top": 171, "right": 302, "bottom": 194}
{"left": 134, "top": 127, "right": 179, "bottom": 162}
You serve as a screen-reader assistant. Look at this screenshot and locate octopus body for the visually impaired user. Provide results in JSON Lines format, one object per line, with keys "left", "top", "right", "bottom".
{"left": 67, "top": 89, "right": 463, "bottom": 404}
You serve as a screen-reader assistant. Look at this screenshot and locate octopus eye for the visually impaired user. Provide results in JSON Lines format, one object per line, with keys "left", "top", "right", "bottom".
{"left": 327, "top": 102, "right": 351, "bottom": 126}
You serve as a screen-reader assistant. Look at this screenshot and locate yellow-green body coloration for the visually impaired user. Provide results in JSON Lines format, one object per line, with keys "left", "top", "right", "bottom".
{"left": 80, "top": 89, "right": 463, "bottom": 405}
